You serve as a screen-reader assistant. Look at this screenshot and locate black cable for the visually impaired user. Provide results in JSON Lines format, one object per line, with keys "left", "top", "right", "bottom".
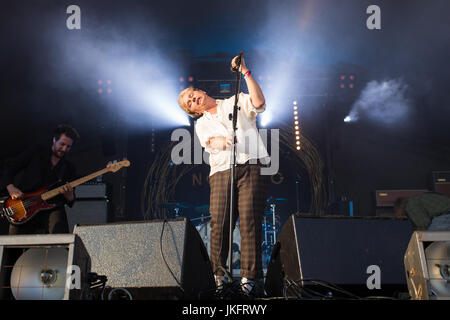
{"left": 284, "top": 278, "right": 317, "bottom": 300}
{"left": 284, "top": 278, "right": 361, "bottom": 300}
{"left": 304, "top": 279, "right": 360, "bottom": 299}
{"left": 160, "top": 219, "right": 185, "bottom": 293}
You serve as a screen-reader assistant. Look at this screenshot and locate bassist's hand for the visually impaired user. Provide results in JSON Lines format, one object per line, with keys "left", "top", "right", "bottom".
{"left": 60, "top": 182, "right": 74, "bottom": 202}
{"left": 6, "top": 184, "right": 23, "bottom": 200}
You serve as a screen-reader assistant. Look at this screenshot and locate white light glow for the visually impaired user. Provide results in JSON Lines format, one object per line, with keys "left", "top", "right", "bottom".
{"left": 260, "top": 112, "right": 272, "bottom": 127}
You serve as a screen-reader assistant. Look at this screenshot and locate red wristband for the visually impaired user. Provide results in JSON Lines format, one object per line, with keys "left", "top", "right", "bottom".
{"left": 243, "top": 70, "right": 251, "bottom": 78}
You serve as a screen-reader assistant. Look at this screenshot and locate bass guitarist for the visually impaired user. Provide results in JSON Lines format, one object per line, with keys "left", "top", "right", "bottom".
{"left": 1, "top": 124, "right": 80, "bottom": 235}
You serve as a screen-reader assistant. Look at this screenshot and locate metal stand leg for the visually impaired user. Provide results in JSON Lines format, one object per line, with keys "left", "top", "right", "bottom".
{"left": 270, "top": 204, "right": 276, "bottom": 245}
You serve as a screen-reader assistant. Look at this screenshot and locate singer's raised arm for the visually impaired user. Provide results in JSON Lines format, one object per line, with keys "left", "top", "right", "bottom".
{"left": 231, "top": 55, "right": 265, "bottom": 109}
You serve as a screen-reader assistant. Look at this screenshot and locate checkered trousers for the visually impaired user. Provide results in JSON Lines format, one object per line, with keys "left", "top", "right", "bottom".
{"left": 208, "top": 162, "right": 269, "bottom": 279}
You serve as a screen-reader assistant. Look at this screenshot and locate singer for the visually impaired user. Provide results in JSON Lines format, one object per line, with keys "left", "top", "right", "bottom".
{"left": 178, "top": 54, "right": 269, "bottom": 297}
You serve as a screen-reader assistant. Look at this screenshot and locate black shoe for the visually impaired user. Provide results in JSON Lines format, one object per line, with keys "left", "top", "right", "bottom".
{"left": 240, "top": 277, "right": 265, "bottom": 298}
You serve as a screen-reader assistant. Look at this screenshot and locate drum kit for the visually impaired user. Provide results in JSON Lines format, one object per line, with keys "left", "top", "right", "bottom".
{"left": 159, "top": 196, "right": 287, "bottom": 271}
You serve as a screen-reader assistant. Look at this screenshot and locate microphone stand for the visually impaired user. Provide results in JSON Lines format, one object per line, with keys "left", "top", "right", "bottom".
{"left": 227, "top": 53, "right": 242, "bottom": 277}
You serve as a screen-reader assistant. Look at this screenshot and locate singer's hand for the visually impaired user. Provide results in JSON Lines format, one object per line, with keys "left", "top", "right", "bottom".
{"left": 232, "top": 55, "right": 248, "bottom": 74}
{"left": 206, "top": 134, "right": 236, "bottom": 150}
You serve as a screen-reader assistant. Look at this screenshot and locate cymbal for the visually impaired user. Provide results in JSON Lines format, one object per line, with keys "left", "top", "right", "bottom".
{"left": 191, "top": 215, "right": 211, "bottom": 221}
{"left": 159, "top": 202, "right": 190, "bottom": 209}
{"left": 194, "top": 204, "right": 210, "bottom": 211}
{"left": 266, "top": 197, "right": 288, "bottom": 203}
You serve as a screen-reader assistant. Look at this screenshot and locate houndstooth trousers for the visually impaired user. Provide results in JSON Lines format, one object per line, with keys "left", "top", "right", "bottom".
{"left": 208, "top": 162, "right": 269, "bottom": 279}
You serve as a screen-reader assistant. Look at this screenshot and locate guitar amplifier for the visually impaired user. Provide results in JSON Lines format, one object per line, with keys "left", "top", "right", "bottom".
{"left": 375, "top": 189, "right": 429, "bottom": 207}
{"left": 432, "top": 171, "right": 450, "bottom": 197}
{"left": 74, "top": 182, "right": 108, "bottom": 199}
{"left": 66, "top": 200, "right": 109, "bottom": 233}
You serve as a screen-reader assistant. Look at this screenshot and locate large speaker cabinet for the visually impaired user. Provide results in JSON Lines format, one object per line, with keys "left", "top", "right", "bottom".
{"left": 265, "top": 214, "right": 414, "bottom": 297}
{"left": 73, "top": 218, "right": 215, "bottom": 299}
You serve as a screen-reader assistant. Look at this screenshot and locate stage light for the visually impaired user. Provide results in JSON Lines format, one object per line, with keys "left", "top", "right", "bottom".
{"left": 151, "top": 129, "right": 156, "bottom": 153}
{"left": 179, "top": 77, "right": 184, "bottom": 82}
{"left": 188, "top": 76, "right": 194, "bottom": 82}
{"left": 344, "top": 116, "right": 351, "bottom": 122}
{"left": 97, "top": 79, "right": 112, "bottom": 95}
{"left": 97, "top": 80, "right": 103, "bottom": 94}
{"left": 349, "top": 83, "right": 354, "bottom": 89}
{"left": 340, "top": 75, "right": 346, "bottom": 80}
{"left": 260, "top": 112, "right": 271, "bottom": 127}
{"left": 293, "top": 100, "right": 301, "bottom": 151}
{"left": 350, "top": 75, "right": 355, "bottom": 81}
{"left": 340, "top": 83, "right": 345, "bottom": 89}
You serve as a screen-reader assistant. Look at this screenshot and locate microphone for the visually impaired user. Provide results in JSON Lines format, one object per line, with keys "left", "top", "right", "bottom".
{"left": 230, "top": 50, "right": 243, "bottom": 73}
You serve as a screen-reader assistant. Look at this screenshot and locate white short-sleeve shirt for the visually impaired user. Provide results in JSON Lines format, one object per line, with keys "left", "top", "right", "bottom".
{"left": 195, "top": 92, "right": 270, "bottom": 176}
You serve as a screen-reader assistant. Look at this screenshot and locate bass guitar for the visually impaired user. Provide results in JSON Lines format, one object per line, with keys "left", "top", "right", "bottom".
{"left": 0, "top": 159, "right": 130, "bottom": 225}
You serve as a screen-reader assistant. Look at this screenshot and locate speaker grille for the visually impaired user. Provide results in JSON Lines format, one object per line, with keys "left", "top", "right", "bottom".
{"left": 73, "top": 218, "right": 215, "bottom": 299}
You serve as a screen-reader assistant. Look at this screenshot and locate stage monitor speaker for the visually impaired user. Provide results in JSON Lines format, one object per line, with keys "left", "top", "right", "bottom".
{"left": 0, "top": 234, "right": 90, "bottom": 300}
{"left": 66, "top": 200, "right": 109, "bottom": 233}
{"left": 265, "top": 214, "right": 414, "bottom": 298}
{"left": 73, "top": 218, "right": 215, "bottom": 299}
{"left": 404, "top": 231, "right": 450, "bottom": 300}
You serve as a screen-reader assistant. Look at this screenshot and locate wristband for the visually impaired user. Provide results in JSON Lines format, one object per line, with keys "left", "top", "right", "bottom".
{"left": 243, "top": 70, "right": 251, "bottom": 78}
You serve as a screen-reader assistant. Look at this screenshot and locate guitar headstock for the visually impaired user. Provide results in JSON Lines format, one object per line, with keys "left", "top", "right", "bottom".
{"left": 107, "top": 159, "right": 131, "bottom": 172}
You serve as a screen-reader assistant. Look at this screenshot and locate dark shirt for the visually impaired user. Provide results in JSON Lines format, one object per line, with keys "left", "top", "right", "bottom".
{"left": 1, "top": 145, "right": 77, "bottom": 207}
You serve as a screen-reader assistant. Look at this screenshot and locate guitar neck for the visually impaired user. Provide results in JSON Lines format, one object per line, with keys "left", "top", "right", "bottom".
{"left": 41, "top": 167, "right": 110, "bottom": 201}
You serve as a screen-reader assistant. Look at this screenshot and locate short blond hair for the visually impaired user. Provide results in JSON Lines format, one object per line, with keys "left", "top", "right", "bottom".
{"left": 178, "top": 87, "right": 200, "bottom": 118}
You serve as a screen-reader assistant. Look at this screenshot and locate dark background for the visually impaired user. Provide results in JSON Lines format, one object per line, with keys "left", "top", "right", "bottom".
{"left": 1, "top": 0, "right": 449, "bottom": 233}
